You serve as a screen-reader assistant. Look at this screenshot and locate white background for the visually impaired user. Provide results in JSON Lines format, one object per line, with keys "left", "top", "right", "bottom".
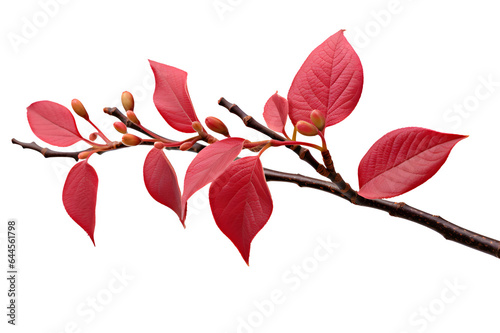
{"left": 2, "top": 0, "right": 500, "bottom": 332}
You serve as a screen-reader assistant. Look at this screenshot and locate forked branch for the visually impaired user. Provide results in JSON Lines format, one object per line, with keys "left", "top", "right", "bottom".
{"left": 218, "top": 98, "right": 500, "bottom": 259}
{"left": 13, "top": 109, "right": 500, "bottom": 259}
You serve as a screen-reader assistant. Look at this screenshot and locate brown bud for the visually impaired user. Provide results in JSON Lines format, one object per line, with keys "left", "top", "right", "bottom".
{"left": 205, "top": 116, "right": 229, "bottom": 137}
{"left": 89, "top": 132, "right": 98, "bottom": 141}
{"left": 310, "top": 110, "right": 326, "bottom": 131}
{"left": 71, "top": 99, "right": 88, "bottom": 120}
{"left": 179, "top": 141, "right": 195, "bottom": 151}
{"left": 113, "top": 122, "right": 127, "bottom": 134}
{"left": 154, "top": 141, "right": 165, "bottom": 149}
{"left": 78, "top": 151, "right": 93, "bottom": 160}
{"left": 191, "top": 121, "right": 204, "bottom": 135}
{"left": 122, "top": 134, "right": 142, "bottom": 146}
{"left": 296, "top": 120, "right": 318, "bottom": 136}
{"left": 126, "top": 110, "right": 140, "bottom": 125}
{"left": 121, "top": 91, "right": 134, "bottom": 111}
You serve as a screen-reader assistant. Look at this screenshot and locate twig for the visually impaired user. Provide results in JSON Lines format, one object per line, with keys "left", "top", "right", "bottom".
{"left": 104, "top": 107, "right": 206, "bottom": 153}
{"left": 218, "top": 97, "right": 358, "bottom": 202}
{"left": 218, "top": 98, "right": 329, "bottom": 176}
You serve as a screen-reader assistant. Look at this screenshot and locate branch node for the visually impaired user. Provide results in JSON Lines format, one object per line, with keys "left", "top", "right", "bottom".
{"left": 243, "top": 115, "right": 252, "bottom": 126}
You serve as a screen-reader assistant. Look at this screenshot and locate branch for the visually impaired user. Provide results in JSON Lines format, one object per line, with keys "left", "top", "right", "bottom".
{"left": 220, "top": 98, "right": 500, "bottom": 259}
{"left": 13, "top": 137, "right": 500, "bottom": 259}
{"left": 218, "top": 98, "right": 329, "bottom": 176}
{"left": 11, "top": 139, "right": 82, "bottom": 161}
{"left": 264, "top": 169, "right": 500, "bottom": 258}
{"left": 218, "top": 97, "right": 359, "bottom": 202}
{"left": 11, "top": 107, "right": 207, "bottom": 159}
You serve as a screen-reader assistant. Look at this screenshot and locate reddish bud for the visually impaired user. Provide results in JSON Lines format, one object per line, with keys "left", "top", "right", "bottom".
{"left": 296, "top": 120, "right": 318, "bottom": 136}
{"left": 122, "top": 134, "right": 142, "bottom": 146}
{"left": 191, "top": 121, "right": 204, "bottom": 135}
{"left": 71, "top": 99, "right": 88, "bottom": 120}
{"left": 89, "top": 132, "right": 98, "bottom": 141}
{"left": 78, "top": 151, "right": 93, "bottom": 160}
{"left": 126, "top": 110, "right": 140, "bottom": 125}
{"left": 113, "top": 122, "right": 127, "bottom": 134}
{"left": 121, "top": 91, "right": 134, "bottom": 111}
{"left": 154, "top": 141, "right": 165, "bottom": 149}
{"left": 179, "top": 141, "right": 195, "bottom": 151}
{"left": 205, "top": 116, "right": 229, "bottom": 137}
{"left": 310, "top": 110, "right": 325, "bottom": 131}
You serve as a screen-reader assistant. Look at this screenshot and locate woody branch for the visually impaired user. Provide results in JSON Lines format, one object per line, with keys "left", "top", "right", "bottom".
{"left": 11, "top": 104, "right": 500, "bottom": 259}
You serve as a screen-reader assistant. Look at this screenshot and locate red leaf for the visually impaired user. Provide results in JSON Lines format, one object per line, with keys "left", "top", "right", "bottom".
{"left": 358, "top": 127, "right": 467, "bottom": 199}
{"left": 27, "top": 101, "right": 84, "bottom": 147}
{"left": 209, "top": 156, "right": 273, "bottom": 265}
{"left": 263, "top": 92, "right": 289, "bottom": 132}
{"left": 149, "top": 60, "right": 199, "bottom": 133}
{"left": 62, "top": 160, "right": 98, "bottom": 245}
{"left": 182, "top": 137, "right": 245, "bottom": 219}
{"left": 287, "top": 30, "right": 363, "bottom": 128}
{"left": 144, "top": 147, "right": 183, "bottom": 224}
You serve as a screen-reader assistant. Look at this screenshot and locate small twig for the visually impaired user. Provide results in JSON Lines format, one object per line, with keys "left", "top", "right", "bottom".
{"left": 218, "top": 98, "right": 329, "bottom": 176}
{"left": 11, "top": 139, "right": 156, "bottom": 160}
{"left": 103, "top": 107, "right": 205, "bottom": 153}
{"left": 12, "top": 137, "right": 206, "bottom": 160}
{"left": 219, "top": 97, "right": 358, "bottom": 202}
{"left": 11, "top": 139, "right": 83, "bottom": 161}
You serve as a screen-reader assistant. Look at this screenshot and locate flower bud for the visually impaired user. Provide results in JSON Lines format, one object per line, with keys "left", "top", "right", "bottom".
{"left": 191, "top": 121, "right": 204, "bottom": 135}
{"left": 126, "top": 110, "right": 140, "bottom": 125}
{"left": 296, "top": 120, "right": 318, "bottom": 136}
{"left": 71, "top": 99, "right": 88, "bottom": 120}
{"left": 121, "top": 91, "right": 134, "bottom": 111}
{"left": 122, "top": 134, "right": 142, "bottom": 146}
{"left": 310, "top": 110, "right": 325, "bottom": 131}
{"left": 154, "top": 141, "right": 165, "bottom": 149}
{"left": 113, "top": 122, "right": 127, "bottom": 134}
{"left": 205, "top": 116, "right": 229, "bottom": 137}
{"left": 179, "top": 141, "right": 195, "bottom": 151}
{"left": 89, "top": 132, "right": 98, "bottom": 141}
{"left": 78, "top": 151, "right": 92, "bottom": 160}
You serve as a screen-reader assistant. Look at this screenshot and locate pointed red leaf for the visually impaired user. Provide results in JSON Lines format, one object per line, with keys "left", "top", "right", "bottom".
{"left": 358, "top": 127, "right": 467, "bottom": 199}
{"left": 263, "top": 92, "right": 289, "bottom": 132}
{"left": 144, "top": 147, "right": 183, "bottom": 224}
{"left": 182, "top": 137, "right": 245, "bottom": 219}
{"left": 62, "top": 160, "right": 98, "bottom": 245}
{"left": 287, "top": 30, "right": 363, "bottom": 128}
{"left": 27, "top": 101, "right": 84, "bottom": 147}
{"left": 209, "top": 156, "right": 273, "bottom": 265}
{"left": 149, "top": 60, "right": 199, "bottom": 133}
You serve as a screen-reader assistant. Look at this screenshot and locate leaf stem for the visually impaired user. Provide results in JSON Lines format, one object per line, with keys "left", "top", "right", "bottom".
{"left": 86, "top": 118, "right": 112, "bottom": 144}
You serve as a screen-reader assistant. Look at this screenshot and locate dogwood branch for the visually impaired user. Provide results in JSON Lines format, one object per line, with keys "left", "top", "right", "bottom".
{"left": 11, "top": 107, "right": 206, "bottom": 160}
{"left": 12, "top": 102, "right": 500, "bottom": 259}
{"left": 11, "top": 137, "right": 500, "bottom": 258}
{"left": 218, "top": 98, "right": 330, "bottom": 175}
{"left": 219, "top": 98, "right": 500, "bottom": 259}
{"left": 218, "top": 97, "right": 358, "bottom": 202}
